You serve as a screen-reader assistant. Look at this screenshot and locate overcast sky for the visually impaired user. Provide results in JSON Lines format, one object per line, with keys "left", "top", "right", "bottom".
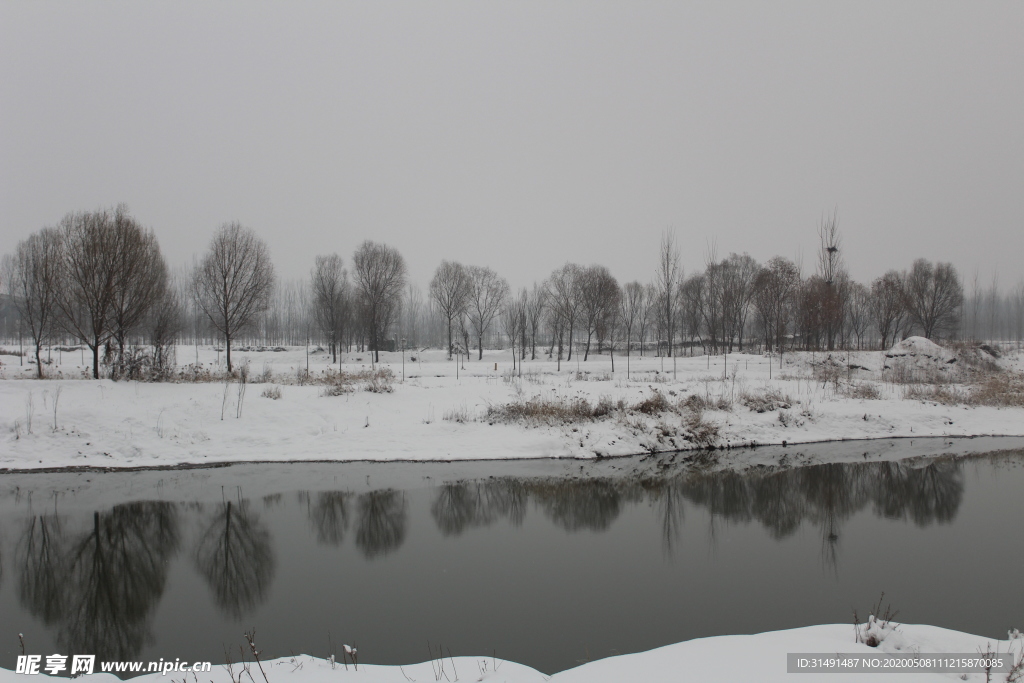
{"left": 2, "top": 1, "right": 1021, "bottom": 291}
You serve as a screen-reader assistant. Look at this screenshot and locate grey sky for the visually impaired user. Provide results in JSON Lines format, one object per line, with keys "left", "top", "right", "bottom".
{"left": 2, "top": 1, "right": 1022, "bottom": 291}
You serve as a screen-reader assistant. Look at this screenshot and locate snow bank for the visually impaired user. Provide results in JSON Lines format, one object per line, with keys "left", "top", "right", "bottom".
{"left": 2, "top": 624, "right": 1019, "bottom": 683}
{"left": 2, "top": 347, "right": 1023, "bottom": 471}
{"left": 884, "top": 336, "right": 959, "bottom": 372}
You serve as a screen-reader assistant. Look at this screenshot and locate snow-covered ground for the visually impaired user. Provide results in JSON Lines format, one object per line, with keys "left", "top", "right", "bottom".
{"left": 1, "top": 341, "right": 1022, "bottom": 471}
{"left": 2, "top": 623, "right": 1020, "bottom": 683}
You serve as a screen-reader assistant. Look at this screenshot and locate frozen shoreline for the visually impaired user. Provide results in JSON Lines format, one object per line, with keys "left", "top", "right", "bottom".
{"left": 2, "top": 345, "right": 1022, "bottom": 472}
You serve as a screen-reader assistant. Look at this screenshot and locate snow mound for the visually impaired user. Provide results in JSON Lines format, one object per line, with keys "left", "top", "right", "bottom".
{"left": 883, "top": 336, "right": 957, "bottom": 372}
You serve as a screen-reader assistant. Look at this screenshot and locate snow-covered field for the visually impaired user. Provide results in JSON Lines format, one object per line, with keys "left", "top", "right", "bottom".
{"left": 1, "top": 340, "right": 1023, "bottom": 471}
{"left": 2, "top": 623, "right": 1020, "bottom": 683}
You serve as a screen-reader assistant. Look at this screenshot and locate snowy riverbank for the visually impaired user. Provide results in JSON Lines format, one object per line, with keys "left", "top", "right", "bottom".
{"left": 1, "top": 342, "right": 1022, "bottom": 471}
{"left": 2, "top": 623, "right": 1020, "bottom": 683}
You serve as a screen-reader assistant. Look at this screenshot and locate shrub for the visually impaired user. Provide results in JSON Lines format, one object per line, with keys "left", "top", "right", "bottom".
{"left": 364, "top": 368, "right": 395, "bottom": 393}
{"left": 261, "top": 385, "right": 282, "bottom": 400}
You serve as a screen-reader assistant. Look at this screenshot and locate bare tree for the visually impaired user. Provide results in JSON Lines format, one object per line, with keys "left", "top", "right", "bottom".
{"left": 600, "top": 280, "right": 621, "bottom": 371}
{"left": 501, "top": 288, "right": 527, "bottom": 372}
{"left": 192, "top": 222, "right": 276, "bottom": 373}
{"left": 578, "top": 265, "right": 619, "bottom": 360}
{"left": 903, "top": 259, "right": 963, "bottom": 339}
{"left": 109, "top": 211, "right": 168, "bottom": 374}
{"left": 636, "top": 283, "right": 657, "bottom": 356}
{"left": 816, "top": 210, "right": 846, "bottom": 350}
{"left": 524, "top": 282, "right": 547, "bottom": 360}
{"left": 846, "top": 281, "right": 871, "bottom": 349}
{"left": 1014, "top": 279, "right": 1024, "bottom": 345}
{"left": 352, "top": 241, "right": 407, "bottom": 363}
{"left": 698, "top": 247, "right": 725, "bottom": 353}
{"left": 753, "top": 257, "right": 800, "bottom": 355}
{"left": 546, "top": 263, "right": 583, "bottom": 363}
{"left": 310, "top": 254, "right": 350, "bottom": 365}
{"left": 148, "top": 283, "right": 183, "bottom": 376}
{"left": 465, "top": 265, "right": 509, "bottom": 359}
{"left": 869, "top": 271, "right": 907, "bottom": 349}
{"left": 619, "top": 281, "right": 645, "bottom": 377}
{"left": 55, "top": 209, "right": 125, "bottom": 379}
{"left": 656, "top": 230, "right": 682, "bottom": 357}
{"left": 5, "top": 228, "right": 61, "bottom": 378}
{"left": 721, "top": 253, "right": 758, "bottom": 351}
{"left": 429, "top": 260, "right": 470, "bottom": 359}
{"left": 401, "top": 283, "right": 424, "bottom": 348}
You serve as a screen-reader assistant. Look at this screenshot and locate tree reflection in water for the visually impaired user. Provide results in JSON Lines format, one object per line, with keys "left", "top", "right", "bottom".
{"left": 429, "top": 458, "right": 965, "bottom": 567}
{"left": 17, "top": 502, "right": 180, "bottom": 660}
{"left": 17, "top": 514, "right": 68, "bottom": 626}
{"left": 5, "top": 456, "right": 973, "bottom": 666}
{"left": 308, "top": 492, "right": 351, "bottom": 546}
{"left": 532, "top": 479, "right": 635, "bottom": 532}
{"left": 194, "top": 499, "right": 275, "bottom": 620}
{"left": 355, "top": 490, "right": 407, "bottom": 559}
{"left": 431, "top": 479, "right": 528, "bottom": 536}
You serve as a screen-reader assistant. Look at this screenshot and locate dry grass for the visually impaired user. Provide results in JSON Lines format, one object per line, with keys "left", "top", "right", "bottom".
{"left": 633, "top": 390, "right": 671, "bottom": 414}
{"left": 970, "top": 371, "right": 1024, "bottom": 407}
{"left": 681, "top": 393, "right": 733, "bottom": 412}
{"left": 682, "top": 406, "right": 719, "bottom": 448}
{"left": 842, "top": 382, "right": 882, "bottom": 400}
{"left": 486, "top": 395, "right": 600, "bottom": 424}
{"left": 903, "top": 384, "right": 968, "bottom": 404}
{"left": 443, "top": 403, "right": 471, "bottom": 423}
{"left": 487, "top": 389, "right": 678, "bottom": 425}
{"left": 319, "top": 367, "right": 395, "bottom": 396}
{"left": 901, "top": 369, "right": 1024, "bottom": 407}
{"left": 739, "top": 387, "right": 792, "bottom": 412}
{"left": 260, "top": 385, "right": 282, "bottom": 400}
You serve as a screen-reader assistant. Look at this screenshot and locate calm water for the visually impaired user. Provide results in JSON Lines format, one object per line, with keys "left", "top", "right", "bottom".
{"left": 1, "top": 444, "right": 1022, "bottom": 675}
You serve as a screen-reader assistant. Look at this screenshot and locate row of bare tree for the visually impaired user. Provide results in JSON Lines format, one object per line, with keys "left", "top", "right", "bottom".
{"left": 414, "top": 217, "right": 968, "bottom": 370}
{"left": 4, "top": 207, "right": 1015, "bottom": 380}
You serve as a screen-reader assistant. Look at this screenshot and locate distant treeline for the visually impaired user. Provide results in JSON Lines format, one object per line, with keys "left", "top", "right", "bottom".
{"left": 3, "top": 206, "right": 1023, "bottom": 379}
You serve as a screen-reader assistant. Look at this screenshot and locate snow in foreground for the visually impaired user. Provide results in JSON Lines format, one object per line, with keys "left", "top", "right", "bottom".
{"left": 1, "top": 624, "right": 1020, "bottom": 683}
{"left": 1, "top": 343, "right": 1023, "bottom": 471}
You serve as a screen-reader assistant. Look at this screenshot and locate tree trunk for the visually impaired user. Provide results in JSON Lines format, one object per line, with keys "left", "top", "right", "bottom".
{"left": 35, "top": 344, "right": 44, "bottom": 379}
{"left": 478, "top": 334, "right": 483, "bottom": 360}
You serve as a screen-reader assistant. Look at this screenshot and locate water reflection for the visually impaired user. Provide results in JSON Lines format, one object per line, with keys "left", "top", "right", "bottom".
{"left": 307, "top": 492, "right": 352, "bottom": 546}
{"left": 16, "top": 502, "right": 179, "bottom": 660}
{"left": 5, "top": 455, "right": 971, "bottom": 658}
{"left": 355, "top": 490, "right": 407, "bottom": 559}
{"left": 194, "top": 500, "right": 275, "bottom": 619}
{"left": 536, "top": 479, "right": 636, "bottom": 532}
{"left": 431, "top": 480, "right": 527, "bottom": 536}
{"left": 422, "top": 459, "right": 964, "bottom": 560}
{"left": 17, "top": 514, "right": 67, "bottom": 625}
